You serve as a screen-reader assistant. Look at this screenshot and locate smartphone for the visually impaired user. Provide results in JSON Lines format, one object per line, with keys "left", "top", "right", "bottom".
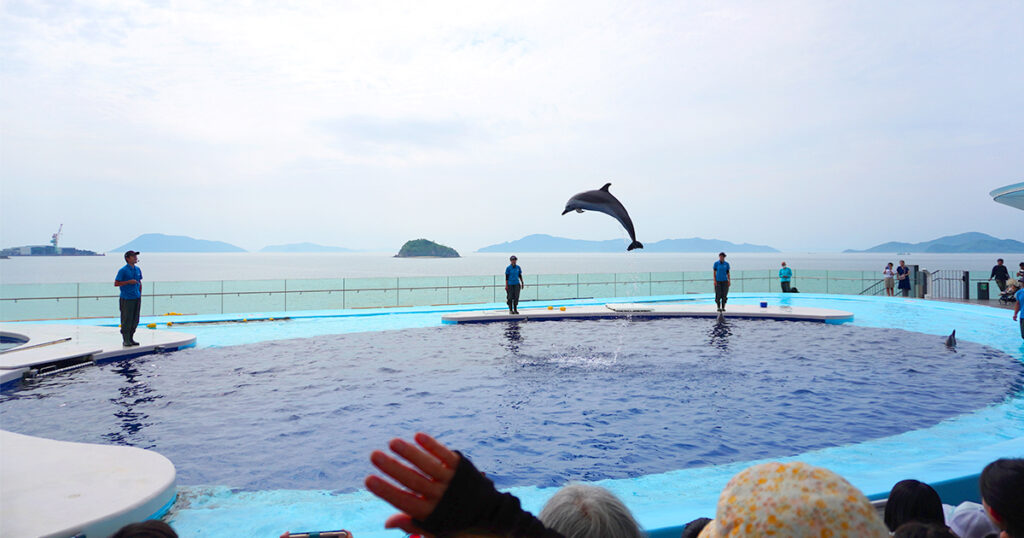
{"left": 287, "top": 532, "right": 351, "bottom": 538}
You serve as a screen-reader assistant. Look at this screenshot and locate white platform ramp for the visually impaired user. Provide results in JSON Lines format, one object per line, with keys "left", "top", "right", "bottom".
{"left": 0, "top": 323, "right": 196, "bottom": 388}
{"left": 0, "top": 430, "right": 177, "bottom": 538}
{"left": 442, "top": 302, "right": 854, "bottom": 324}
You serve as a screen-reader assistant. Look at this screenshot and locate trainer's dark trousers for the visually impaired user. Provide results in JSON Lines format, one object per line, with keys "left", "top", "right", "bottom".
{"left": 120, "top": 298, "right": 141, "bottom": 344}
{"left": 506, "top": 284, "right": 521, "bottom": 312}
{"left": 780, "top": 281, "right": 791, "bottom": 293}
{"left": 1020, "top": 316, "right": 1023, "bottom": 340}
{"left": 714, "top": 281, "right": 729, "bottom": 309}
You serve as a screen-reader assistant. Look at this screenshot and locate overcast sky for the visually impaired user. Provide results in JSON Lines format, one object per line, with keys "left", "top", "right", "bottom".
{"left": 2, "top": 1, "right": 1021, "bottom": 253}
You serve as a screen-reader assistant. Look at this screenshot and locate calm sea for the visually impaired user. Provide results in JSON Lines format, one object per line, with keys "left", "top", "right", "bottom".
{"left": 0, "top": 252, "right": 1017, "bottom": 284}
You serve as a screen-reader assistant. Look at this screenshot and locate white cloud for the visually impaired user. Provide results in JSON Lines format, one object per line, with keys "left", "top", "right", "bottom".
{"left": 1, "top": 1, "right": 1022, "bottom": 252}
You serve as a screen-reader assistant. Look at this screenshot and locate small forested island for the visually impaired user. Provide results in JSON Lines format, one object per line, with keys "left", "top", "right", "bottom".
{"left": 395, "top": 239, "right": 460, "bottom": 258}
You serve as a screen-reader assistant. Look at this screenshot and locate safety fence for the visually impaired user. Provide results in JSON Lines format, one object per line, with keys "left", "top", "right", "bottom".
{"left": 924, "top": 269, "right": 1013, "bottom": 301}
{"left": 0, "top": 270, "right": 900, "bottom": 321}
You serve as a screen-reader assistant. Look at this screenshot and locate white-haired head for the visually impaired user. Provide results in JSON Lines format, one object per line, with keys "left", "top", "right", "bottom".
{"left": 538, "top": 484, "right": 643, "bottom": 538}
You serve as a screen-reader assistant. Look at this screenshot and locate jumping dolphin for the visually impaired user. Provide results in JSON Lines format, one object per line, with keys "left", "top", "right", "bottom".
{"left": 562, "top": 183, "right": 643, "bottom": 251}
{"left": 945, "top": 330, "right": 956, "bottom": 348}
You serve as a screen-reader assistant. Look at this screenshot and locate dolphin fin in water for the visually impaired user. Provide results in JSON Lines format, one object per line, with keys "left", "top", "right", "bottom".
{"left": 562, "top": 183, "right": 643, "bottom": 251}
{"left": 945, "top": 330, "right": 956, "bottom": 348}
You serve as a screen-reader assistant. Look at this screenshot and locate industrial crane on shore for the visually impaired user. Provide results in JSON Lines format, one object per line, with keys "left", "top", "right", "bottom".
{"left": 50, "top": 224, "right": 63, "bottom": 249}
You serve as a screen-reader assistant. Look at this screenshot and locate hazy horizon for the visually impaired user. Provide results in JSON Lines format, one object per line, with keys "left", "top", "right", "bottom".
{"left": 5, "top": 229, "right": 1020, "bottom": 255}
{"left": 2, "top": 2, "right": 1021, "bottom": 254}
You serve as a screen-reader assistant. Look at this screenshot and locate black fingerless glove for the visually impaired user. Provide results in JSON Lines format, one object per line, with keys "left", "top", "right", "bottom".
{"left": 415, "top": 452, "right": 564, "bottom": 538}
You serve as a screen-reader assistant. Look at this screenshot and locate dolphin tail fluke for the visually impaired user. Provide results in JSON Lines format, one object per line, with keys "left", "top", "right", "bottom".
{"left": 627, "top": 240, "right": 643, "bottom": 251}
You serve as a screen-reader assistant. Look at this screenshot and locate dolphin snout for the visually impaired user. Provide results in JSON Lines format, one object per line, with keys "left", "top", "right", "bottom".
{"left": 561, "top": 208, "right": 571, "bottom": 215}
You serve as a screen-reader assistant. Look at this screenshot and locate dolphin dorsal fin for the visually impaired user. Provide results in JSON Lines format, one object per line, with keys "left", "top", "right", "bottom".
{"left": 600, "top": 183, "right": 611, "bottom": 192}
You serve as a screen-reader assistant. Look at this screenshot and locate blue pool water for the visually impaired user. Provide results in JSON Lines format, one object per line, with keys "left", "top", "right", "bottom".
{"left": 2, "top": 294, "right": 1023, "bottom": 537}
{"left": 1, "top": 314, "right": 1021, "bottom": 493}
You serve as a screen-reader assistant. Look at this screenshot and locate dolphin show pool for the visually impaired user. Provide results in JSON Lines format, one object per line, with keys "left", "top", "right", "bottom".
{"left": 2, "top": 293, "right": 1023, "bottom": 537}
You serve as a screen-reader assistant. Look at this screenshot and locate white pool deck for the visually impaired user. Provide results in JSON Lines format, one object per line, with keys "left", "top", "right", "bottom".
{"left": 0, "top": 324, "right": 194, "bottom": 537}
{"left": 0, "top": 430, "right": 177, "bottom": 538}
{"left": 0, "top": 323, "right": 197, "bottom": 386}
{"left": 442, "top": 302, "right": 855, "bottom": 324}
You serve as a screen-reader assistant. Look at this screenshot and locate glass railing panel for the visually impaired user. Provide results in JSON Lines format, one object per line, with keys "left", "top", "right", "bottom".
{"left": 286, "top": 291, "right": 345, "bottom": 311}
{"left": 221, "top": 280, "right": 286, "bottom": 313}
{"left": 342, "top": 277, "right": 398, "bottom": 309}
{"left": 0, "top": 283, "right": 78, "bottom": 299}
{"left": 735, "top": 271, "right": 771, "bottom": 293}
{"left": 533, "top": 283, "right": 577, "bottom": 301}
{"left": 398, "top": 277, "right": 449, "bottom": 307}
{"left": 516, "top": 283, "right": 539, "bottom": 302}
{"left": 449, "top": 276, "right": 497, "bottom": 304}
{"left": 1, "top": 284, "right": 81, "bottom": 321}
{"left": 78, "top": 282, "right": 122, "bottom": 318}
{"left": 0, "top": 298, "right": 76, "bottom": 321}
{"left": 788, "top": 269, "right": 827, "bottom": 293}
{"left": 148, "top": 281, "right": 225, "bottom": 316}
{"left": 286, "top": 278, "right": 346, "bottom": 292}
{"left": 649, "top": 272, "right": 684, "bottom": 296}
{"left": 682, "top": 271, "right": 710, "bottom": 294}
{"left": 614, "top": 272, "right": 650, "bottom": 298}
{"left": 535, "top": 273, "right": 576, "bottom": 285}
{"left": 282, "top": 279, "right": 347, "bottom": 312}
{"left": 577, "top": 273, "right": 615, "bottom": 299}
{"left": 824, "top": 271, "right": 867, "bottom": 295}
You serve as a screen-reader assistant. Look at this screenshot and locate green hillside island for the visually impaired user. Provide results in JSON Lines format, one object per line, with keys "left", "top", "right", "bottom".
{"left": 395, "top": 239, "right": 460, "bottom": 258}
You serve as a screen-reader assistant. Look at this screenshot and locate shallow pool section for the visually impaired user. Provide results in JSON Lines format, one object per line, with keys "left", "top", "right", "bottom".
{"left": 1, "top": 317, "right": 1020, "bottom": 493}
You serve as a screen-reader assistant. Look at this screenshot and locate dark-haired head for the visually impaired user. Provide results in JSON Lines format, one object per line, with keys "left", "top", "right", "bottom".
{"left": 680, "top": 517, "right": 712, "bottom": 538}
{"left": 892, "top": 521, "right": 957, "bottom": 538}
{"left": 884, "top": 479, "right": 944, "bottom": 531}
{"left": 981, "top": 458, "right": 1024, "bottom": 537}
{"left": 111, "top": 520, "right": 177, "bottom": 538}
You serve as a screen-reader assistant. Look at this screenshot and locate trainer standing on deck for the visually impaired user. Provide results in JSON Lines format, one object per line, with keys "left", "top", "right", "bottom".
{"left": 505, "top": 255, "right": 524, "bottom": 314}
{"left": 114, "top": 250, "right": 143, "bottom": 347}
{"left": 779, "top": 261, "right": 793, "bottom": 293}
{"left": 1013, "top": 283, "right": 1024, "bottom": 340}
{"left": 713, "top": 252, "right": 730, "bottom": 312}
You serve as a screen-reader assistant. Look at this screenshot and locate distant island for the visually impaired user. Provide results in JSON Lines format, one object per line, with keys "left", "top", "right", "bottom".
{"left": 112, "top": 233, "right": 247, "bottom": 253}
{"left": 476, "top": 234, "right": 778, "bottom": 253}
{"left": 260, "top": 242, "right": 355, "bottom": 253}
{"left": 844, "top": 232, "right": 1024, "bottom": 253}
{"left": 395, "top": 239, "right": 460, "bottom": 258}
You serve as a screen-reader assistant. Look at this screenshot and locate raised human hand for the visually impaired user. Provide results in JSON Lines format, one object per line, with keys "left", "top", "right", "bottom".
{"left": 365, "top": 432, "right": 460, "bottom": 535}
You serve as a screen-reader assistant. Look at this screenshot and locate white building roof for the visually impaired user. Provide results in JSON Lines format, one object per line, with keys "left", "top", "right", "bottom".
{"left": 990, "top": 182, "right": 1024, "bottom": 211}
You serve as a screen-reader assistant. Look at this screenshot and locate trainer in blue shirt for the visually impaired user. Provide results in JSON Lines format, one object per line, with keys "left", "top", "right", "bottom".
{"left": 779, "top": 261, "right": 793, "bottom": 293}
{"left": 713, "top": 252, "right": 730, "bottom": 312}
{"left": 1014, "top": 285, "right": 1024, "bottom": 340}
{"left": 505, "top": 255, "right": 525, "bottom": 315}
{"left": 114, "top": 250, "right": 143, "bottom": 346}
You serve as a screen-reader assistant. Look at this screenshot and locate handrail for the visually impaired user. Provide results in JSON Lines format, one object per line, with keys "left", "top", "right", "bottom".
{"left": 0, "top": 271, "right": 900, "bottom": 321}
{"left": 858, "top": 280, "right": 886, "bottom": 296}
{"left": 0, "top": 274, "right": 879, "bottom": 302}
